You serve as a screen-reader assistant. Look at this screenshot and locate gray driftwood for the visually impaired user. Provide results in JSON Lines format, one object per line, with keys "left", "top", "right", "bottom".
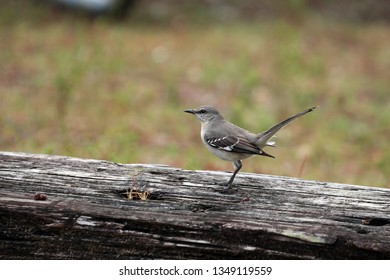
{"left": 1, "top": 151, "right": 389, "bottom": 259}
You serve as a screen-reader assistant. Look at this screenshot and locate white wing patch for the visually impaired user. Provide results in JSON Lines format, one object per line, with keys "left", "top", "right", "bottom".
{"left": 207, "top": 136, "right": 240, "bottom": 151}
{"left": 205, "top": 135, "right": 275, "bottom": 158}
{"left": 222, "top": 137, "right": 239, "bottom": 151}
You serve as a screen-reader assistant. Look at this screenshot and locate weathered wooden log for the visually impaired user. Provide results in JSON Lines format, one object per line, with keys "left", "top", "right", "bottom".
{"left": 0, "top": 151, "right": 389, "bottom": 259}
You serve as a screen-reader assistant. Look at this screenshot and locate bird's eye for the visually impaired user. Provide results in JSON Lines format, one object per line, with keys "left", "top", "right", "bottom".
{"left": 199, "top": 109, "right": 206, "bottom": 114}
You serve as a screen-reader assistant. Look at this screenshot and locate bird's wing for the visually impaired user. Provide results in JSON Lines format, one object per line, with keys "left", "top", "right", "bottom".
{"left": 204, "top": 134, "right": 274, "bottom": 158}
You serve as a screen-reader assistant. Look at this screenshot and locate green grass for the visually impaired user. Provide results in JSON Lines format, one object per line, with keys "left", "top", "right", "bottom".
{"left": 1, "top": 1, "right": 389, "bottom": 188}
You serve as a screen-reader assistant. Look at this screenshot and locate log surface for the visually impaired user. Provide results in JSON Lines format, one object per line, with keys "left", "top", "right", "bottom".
{"left": 0, "top": 151, "right": 389, "bottom": 259}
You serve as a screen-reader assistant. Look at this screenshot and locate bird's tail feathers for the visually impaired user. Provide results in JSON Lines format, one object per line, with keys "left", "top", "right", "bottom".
{"left": 256, "top": 106, "right": 318, "bottom": 148}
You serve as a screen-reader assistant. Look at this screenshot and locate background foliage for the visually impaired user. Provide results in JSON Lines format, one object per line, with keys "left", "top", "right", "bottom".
{"left": 1, "top": 0, "right": 389, "bottom": 187}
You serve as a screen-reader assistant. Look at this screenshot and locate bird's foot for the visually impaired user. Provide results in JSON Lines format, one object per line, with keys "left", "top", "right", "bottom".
{"left": 219, "top": 187, "right": 236, "bottom": 194}
{"left": 219, "top": 183, "right": 237, "bottom": 194}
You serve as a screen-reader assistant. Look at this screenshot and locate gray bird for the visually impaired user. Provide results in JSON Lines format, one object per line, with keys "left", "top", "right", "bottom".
{"left": 184, "top": 105, "right": 318, "bottom": 188}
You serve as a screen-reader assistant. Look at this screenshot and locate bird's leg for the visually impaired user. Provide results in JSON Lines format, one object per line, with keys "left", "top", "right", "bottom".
{"left": 226, "top": 160, "right": 242, "bottom": 188}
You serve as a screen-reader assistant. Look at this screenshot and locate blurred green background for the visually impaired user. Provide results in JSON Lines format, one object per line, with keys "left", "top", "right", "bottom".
{"left": 1, "top": 0, "right": 389, "bottom": 188}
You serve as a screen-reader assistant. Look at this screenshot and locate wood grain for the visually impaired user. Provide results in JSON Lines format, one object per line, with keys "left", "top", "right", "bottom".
{"left": 1, "top": 152, "right": 389, "bottom": 259}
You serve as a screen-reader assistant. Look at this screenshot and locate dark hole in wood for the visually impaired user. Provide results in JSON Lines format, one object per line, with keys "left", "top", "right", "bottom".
{"left": 366, "top": 218, "right": 390, "bottom": 226}
{"left": 118, "top": 189, "right": 164, "bottom": 201}
{"left": 32, "top": 230, "right": 57, "bottom": 237}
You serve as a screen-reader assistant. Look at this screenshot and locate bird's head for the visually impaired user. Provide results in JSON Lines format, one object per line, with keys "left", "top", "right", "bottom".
{"left": 184, "top": 106, "right": 222, "bottom": 123}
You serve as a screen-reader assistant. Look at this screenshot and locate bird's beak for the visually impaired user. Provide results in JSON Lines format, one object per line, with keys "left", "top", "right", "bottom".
{"left": 184, "top": 109, "right": 195, "bottom": 114}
